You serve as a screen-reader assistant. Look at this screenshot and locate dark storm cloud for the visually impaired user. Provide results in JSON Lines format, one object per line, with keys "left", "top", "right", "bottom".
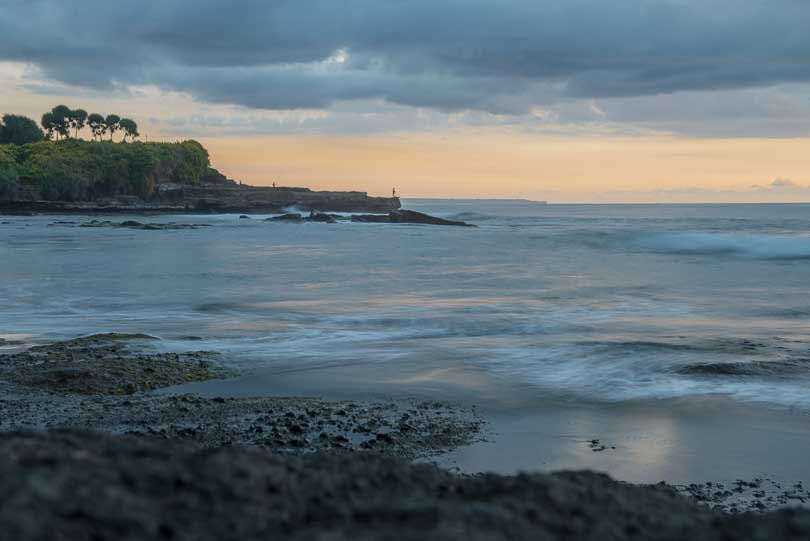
{"left": 1, "top": 0, "right": 809, "bottom": 113}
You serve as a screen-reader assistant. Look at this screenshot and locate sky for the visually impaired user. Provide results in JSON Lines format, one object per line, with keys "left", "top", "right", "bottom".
{"left": 1, "top": 0, "right": 809, "bottom": 202}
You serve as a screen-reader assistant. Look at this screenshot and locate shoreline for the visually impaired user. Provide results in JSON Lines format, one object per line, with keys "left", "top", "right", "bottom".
{"left": 2, "top": 334, "right": 809, "bottom": 517}
{"left": 0, "top": 334, "right": 481, "bottom": 460}
{"left": 3, "top": 337, "right": 810, "bottom": 541}
{"left": 172, "top": 354, "right": 810, "bottom": 513}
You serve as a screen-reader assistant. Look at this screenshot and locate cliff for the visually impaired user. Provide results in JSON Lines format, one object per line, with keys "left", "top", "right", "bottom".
{"left": 0, "top": 180, "right": 401, "bottom": 214}
{"left": 162, "top": 170, "right": 400, "bottom": 213}
{"left": 0, "top": 139, "right": 400, "bottom": 214}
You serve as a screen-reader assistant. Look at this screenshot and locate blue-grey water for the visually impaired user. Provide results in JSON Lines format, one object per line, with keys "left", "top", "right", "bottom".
{"left": 3, "top": 202, "right": 810, "bottom": 413}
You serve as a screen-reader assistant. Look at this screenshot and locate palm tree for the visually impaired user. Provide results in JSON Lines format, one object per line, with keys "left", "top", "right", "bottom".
{"left": 50, "top": 105, "right": 72, "bottom": 140}
{"left": 105, "top": 114, "right": 121, "bottom": 141}
{"left": 118, "top": 118, "right": 139, "bottom": 142}
{"left": 87, "top": 113, "right": 106, "bottom": 141}
{"left": 41, "top": 112, "right": 57, "bottom": 140}
{"left": 69, "top": 109, "right": 88, "bottom": 139}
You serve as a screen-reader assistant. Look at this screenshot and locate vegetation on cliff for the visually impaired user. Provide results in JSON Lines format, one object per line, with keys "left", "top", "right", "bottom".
{"left": 0, "top": 114, "right": 45, "bottom": 146}
{"left": 0, "top": 139, "right": 210, "bottom": 200}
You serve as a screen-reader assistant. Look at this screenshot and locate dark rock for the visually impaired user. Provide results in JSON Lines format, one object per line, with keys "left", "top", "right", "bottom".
{"left": 80, "top": 220, "right": 204, "bottom": 231}
{"left": 352, "top": 210, "right": 474, "bottom": 227}
{"left": 267, "top": 213, "right": 304, "bottom": 222}
{"left": 351, "top": 213, "right": 391, "bottom": 223}
{"left": 3, "top": 430, "right": 810, "bottom": 541}
{"left": 306, "top": 211, "right": 337, "bottom": 223}
{"left": 390, "top": 210, "right": 474, "bottom": 227}
{"left": 239, "top": 215, "right": 251, "bottom": 219}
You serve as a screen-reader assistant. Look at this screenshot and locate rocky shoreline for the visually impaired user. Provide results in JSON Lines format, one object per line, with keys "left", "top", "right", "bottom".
{"left": 0, "top": 334, "right": 481, "bottom": 459}
{"left": 0, "top": 168, "right": 402, "bottom": 216}
{"left": 2, "top": 334, "right": 810, "bottom": 539}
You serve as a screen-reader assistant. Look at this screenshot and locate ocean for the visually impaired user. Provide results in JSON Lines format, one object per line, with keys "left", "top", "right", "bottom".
{"left": 3, "top": 201, "right": 810, "bottom": 414}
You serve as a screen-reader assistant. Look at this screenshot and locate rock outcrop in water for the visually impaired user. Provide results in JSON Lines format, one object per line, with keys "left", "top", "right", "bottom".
{"left": 3, "top": 430, "right": 809, "bottom": 541}
{"left": 0, "top": 167, "right": 400, "bottom": 215}
{"left": 352, "top": 210, "right": 475, "bottom": 227}
{"left": 264, "top": 210, "right": 474, "bottom": 226}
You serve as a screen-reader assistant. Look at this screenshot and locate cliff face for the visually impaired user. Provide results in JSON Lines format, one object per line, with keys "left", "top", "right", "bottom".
{"left": 170, "top": 184, "right": 400, "bottom": 214}
{"left": 0, "top": 168, "right": 401, "bottom": 214}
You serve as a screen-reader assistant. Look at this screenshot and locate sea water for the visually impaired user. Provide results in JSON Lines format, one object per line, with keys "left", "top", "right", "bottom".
{"left": 2, "top": 202, "right": 810, "bottom": 412}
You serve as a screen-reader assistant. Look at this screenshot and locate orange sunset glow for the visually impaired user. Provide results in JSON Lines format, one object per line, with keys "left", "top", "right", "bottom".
{"left": 199, "top": 132, "right": 810, "bottom": 202}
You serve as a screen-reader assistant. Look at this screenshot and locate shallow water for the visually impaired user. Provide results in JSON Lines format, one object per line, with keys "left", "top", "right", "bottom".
{"left": 2, "top": 202, "right": 810, "bottom": 413}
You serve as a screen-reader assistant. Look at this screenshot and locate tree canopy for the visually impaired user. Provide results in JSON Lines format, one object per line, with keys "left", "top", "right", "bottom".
{"left": 1, "top": 106, "right": 211, "bottom": 201}
{"left": 31, "top": 106, "right": 139, "bottom": 142}
{"left": 0, "top": 114, "right": 45, "bottom": 146}
{"left": 0, "top": 139, "right": 210, "bottom": 201}
{"left": 119, "top": 118, "right": 139, "bottom": 142}
{"left": 68, "top": 109, "right": 88, "bottom": 139}
{"left": 87, "top": 113, "right": 106, "bottom": 141}
{"left": 105, "top": 115, "right": 121, "bottom": 141}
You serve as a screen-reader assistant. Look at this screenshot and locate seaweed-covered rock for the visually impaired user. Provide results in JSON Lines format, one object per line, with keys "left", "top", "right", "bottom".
{"left": 0, "top": 334, "right": 229, "bottom": 395}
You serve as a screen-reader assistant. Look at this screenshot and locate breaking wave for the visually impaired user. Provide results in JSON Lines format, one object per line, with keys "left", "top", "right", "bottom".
{"left": 635, "top": 232, "right": 810, "bottom": 260}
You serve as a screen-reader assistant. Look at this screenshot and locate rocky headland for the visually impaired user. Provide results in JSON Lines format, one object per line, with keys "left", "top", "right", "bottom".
{"left": 0, "top": 168, "right": 401, "bottom": 215}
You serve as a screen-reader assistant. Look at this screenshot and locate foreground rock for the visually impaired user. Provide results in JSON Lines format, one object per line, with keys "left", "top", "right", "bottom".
{"left": 352, "top": 210, "right": 475, "bottom": 227}
{"left": 0, "top": 334, "right": 229, "bottom": 395}
{"left": 2, "top": 430, "right": 809, "bottom": 541}
{"left": 0, "top": 392, "right": 480, "bottom": 459}
{"left": 0, "top": 334, "right": 482, "bottom": 459}
{"left": 675, "top": 478, "right": 810, "bottom": 514}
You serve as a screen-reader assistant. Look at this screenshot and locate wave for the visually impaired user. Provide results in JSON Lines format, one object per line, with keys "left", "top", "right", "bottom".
{"left": 677, "top": 359, "right": 810, "bottom": 377}
{"left": 635, "top": 232, "right": 810, "bottom": 260}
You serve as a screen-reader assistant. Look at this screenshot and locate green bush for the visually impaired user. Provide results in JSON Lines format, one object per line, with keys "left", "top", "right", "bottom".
{"left": 0, "top": 146, "right": 19, "bottom": 197}
{"left": 2, "top": 139, "right": 210, "bottom": 201}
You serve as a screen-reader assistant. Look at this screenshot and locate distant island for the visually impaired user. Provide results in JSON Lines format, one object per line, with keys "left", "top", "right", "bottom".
{"left": 0, "top": 106, "right": 400, "bottom": 215}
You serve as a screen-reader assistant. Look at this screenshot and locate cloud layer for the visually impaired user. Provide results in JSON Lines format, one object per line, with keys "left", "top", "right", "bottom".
{"left": 1, "top": 0, "right": 809, "bottom": 135}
